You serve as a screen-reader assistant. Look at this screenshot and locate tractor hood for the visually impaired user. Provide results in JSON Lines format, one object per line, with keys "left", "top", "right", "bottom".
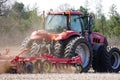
{"left": 30, "top": 30, "right": 52, "bottom": 41}
{"left": 30, "top": 30, "right": 80, "bottom": 41}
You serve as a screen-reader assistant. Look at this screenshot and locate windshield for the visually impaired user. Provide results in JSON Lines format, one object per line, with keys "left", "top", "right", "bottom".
{"left": 45, "top": 15, "right": 67, "bottom": 33}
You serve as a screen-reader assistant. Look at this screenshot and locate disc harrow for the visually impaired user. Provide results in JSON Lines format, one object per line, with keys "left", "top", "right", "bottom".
{"left": 0, "top": 48, "right": 83, "bottom": 73}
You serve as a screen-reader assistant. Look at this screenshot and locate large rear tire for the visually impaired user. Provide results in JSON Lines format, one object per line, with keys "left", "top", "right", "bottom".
{"left": 108, "top": 46, "right": 120, "bottom": 72}
{"left": 64, "top": 37, "right": 92, "bottom": 72}
{"left": 53, "top": 37, "right": 77, "bottom": 58}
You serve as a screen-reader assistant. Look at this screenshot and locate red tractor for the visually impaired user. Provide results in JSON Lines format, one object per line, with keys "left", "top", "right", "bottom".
{"left": 21, "top": 11, "right": 120, "bottom": 72}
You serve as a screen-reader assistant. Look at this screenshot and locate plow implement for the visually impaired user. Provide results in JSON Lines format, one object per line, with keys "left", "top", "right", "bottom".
{"left": 0, "top": 48, "right": 83, "bottom": 74}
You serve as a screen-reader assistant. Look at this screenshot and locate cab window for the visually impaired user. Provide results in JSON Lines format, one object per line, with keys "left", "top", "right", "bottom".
{"left": 70, "top": 15, "right": 82, "bottom": 32}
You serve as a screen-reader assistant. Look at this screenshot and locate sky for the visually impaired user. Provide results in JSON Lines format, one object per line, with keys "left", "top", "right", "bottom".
{"left": 17, "top": 0, "right": 120, "bottom": 16}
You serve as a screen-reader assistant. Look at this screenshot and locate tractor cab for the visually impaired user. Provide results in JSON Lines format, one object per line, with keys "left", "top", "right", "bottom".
{"left": 45, "top": 11, "right": 85, "bottom": 34}
{"left": 44, "top": 11, "right": 95, "bottom": 44}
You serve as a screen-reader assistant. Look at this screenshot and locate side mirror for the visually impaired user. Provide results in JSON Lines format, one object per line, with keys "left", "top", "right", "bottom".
{"left": 89, "top": 12, "right": 95, "bottom": 22}
{"left": 89, "top": 12, "right": 94, "bottom": 17}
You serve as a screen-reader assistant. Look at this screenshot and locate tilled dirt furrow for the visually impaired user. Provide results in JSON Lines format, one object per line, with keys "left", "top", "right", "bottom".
{"left": 0, "top": 73, "right": 120, "bottom": 80}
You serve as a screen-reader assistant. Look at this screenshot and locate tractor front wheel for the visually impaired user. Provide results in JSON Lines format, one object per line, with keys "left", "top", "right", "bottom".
{"left": 108, "top": 47, "right": 120, "bottom": 72}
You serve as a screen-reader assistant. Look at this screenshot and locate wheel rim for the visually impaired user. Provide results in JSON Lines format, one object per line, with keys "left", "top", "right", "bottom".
{"left": 111, "top": 52, "right": 120, "bottom": 69}
{"left": 75, "top": 43, "right": 90, "bottom": 68}
{"left": 43, "top": 61, "right": 51, "bottom": 72}
{"left": 78, "top": 65, "right": 83, "bottom": 72}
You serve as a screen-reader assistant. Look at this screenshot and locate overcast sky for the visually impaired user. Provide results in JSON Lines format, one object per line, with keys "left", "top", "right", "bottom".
{"left": 17, "top": 0, "right": 120, "bottom": 16}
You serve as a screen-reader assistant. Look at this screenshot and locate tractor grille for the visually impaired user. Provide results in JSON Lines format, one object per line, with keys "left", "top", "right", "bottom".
{"left": 93, "top": 38, "right": 100, "bottom": 43}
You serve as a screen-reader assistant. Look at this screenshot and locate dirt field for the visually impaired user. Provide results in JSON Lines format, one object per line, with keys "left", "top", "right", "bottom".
{"left": 0, "top": 47, "right": 120, "bottom": 80}
{"left": 0, "top": 73, "right": 120, "bottom": 80}
{"left": 0, "top": 44, "right": 120, "bottom": 80}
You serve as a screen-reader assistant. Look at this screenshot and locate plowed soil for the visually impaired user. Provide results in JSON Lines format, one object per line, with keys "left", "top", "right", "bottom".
{"left": 0, "top": 73, "right": 120, "bottom": 80}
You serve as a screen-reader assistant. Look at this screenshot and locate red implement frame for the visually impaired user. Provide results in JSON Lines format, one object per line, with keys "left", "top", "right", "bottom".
{"left": 11, "top": 48, "right": 82, "bottom": 65}
{"left": 39, "top": 54, "right": 82, "bottom": 65}
{"left": 1, "top": 48, "right": 82, "bottom": 65}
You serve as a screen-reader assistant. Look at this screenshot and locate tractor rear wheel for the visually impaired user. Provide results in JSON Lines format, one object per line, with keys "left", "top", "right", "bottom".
{"left": 53, "top": 37, "right": 77, "bottom": 58}
{"left": 64, "top": 37, "right": 92, "bottom": 72}
{"left": 108, "top": 46, "right": 120, "bottom": 72}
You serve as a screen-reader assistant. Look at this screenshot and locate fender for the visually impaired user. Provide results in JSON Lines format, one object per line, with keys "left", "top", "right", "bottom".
{"left": 52, "top": 30, "right": 81, "bottom": 41}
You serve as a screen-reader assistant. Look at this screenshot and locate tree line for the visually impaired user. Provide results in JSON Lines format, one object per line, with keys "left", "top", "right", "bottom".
{"left": 0, "top": 0, "right": 41, "bottom": 36}
{"left": 0, "top": 0, "right": 120, "bottom": 39}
